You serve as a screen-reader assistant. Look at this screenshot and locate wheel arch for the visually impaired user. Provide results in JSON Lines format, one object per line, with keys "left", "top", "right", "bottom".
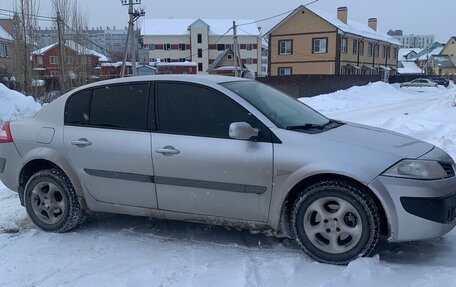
{"left": 18, "top": 152, "right": 86, "bottom": 209}
{"left": 278, "top": 173, "right": 389, "bottom": 238}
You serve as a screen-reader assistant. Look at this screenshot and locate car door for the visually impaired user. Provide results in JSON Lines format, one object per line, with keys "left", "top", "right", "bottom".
{"left": 63, "top": 82, "right": 158, "bottom": 209}
{"left": 152, "top": 81, "right": 274, "bottom": 222}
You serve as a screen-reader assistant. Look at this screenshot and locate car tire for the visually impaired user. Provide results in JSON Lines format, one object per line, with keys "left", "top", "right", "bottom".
{"left": 24, "top": 168, "right": 85, "bottom": 233}
{"left": 291, "top": 180, "right": 380, "bottom": 265}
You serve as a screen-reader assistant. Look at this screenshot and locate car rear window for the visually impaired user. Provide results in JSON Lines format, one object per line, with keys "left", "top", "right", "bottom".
{"left": 91, "top": 84, "right": 150, "bottom": 131}
{"left": 65, "top": 83, "right": 151, "bottom": 131}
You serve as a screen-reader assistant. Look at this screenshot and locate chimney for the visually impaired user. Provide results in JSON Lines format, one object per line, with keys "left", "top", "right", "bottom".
{"left": 368, "top": 18, "right": 378, "bottom": 31}
{"left": 337, "top": 7, "right": 348, "bottom": 24}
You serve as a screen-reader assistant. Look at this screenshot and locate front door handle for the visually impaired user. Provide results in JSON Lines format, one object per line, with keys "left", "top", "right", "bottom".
{"left": 155, "top": 146, "right": 180, "bottom": 156}
{"left": 71, "top": 138, "right": 92, "bottom": 147}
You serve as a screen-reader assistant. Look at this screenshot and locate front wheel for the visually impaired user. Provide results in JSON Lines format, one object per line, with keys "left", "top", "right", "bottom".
{"left": 24, "top": 168, "right": 84, "bottom": 233}
{"left": 291, "top": 180, "right": 380, "bottom": 265}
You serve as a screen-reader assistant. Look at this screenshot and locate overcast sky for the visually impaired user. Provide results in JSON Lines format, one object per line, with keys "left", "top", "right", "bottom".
{"left": 2, "top": 0, "right": 455, "bottom": 42}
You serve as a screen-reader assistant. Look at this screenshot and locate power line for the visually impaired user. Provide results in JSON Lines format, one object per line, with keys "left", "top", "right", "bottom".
{"left": 236, "top": 0, "right": 319, "bottom": 27}
{"left": 0, "top": 8, "right": 55, "bottom": 21}
{"left": 62, "top": 23, "right": 119, "bottom": 65}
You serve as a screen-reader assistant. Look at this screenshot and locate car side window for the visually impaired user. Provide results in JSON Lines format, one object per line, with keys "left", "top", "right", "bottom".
{"left": 65, "top": 89, "right": 92, "bottom": 125}
{"left": 90, "top": 83, "right": 150, "bottom": 131}
{"left": 157, "top": 82, "right": 269, "bottom": 140}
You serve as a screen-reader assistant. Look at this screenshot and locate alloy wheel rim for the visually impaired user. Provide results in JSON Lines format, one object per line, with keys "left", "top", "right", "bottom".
{"left": 303, "top": 197, "right": 363, "bottom": 254}
{"left": 30, "top": 181, "right": 66, "bottom": 225}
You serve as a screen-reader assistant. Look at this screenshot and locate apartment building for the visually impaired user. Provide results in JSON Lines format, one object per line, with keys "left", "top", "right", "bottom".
{"left": 266, "top": 6, "right": 401, "bottom": 77}
{"left": 140, "top": 19, "right": 262, "bottom": 76}
{"left": 388, "top": 30, "right": 435, "bottom": 49}
{"left": 34, "top": 27, "right": 137, "bottom": 61}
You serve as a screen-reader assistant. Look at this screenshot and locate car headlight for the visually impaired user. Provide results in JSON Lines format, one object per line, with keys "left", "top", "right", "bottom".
{"left": 383, "top": 160, "right": 448, "bottom": 180}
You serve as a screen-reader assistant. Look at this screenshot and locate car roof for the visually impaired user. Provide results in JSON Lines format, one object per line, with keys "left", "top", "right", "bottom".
{"left": 70, "top": 75, "right": 249, "bottom": 94}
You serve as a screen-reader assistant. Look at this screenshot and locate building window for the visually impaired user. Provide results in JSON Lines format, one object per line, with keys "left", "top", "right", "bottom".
{"left": 393, "top": 48, "right": 397, "bottom": 59}
{"left": 278, "top": 67, "right": 292, "bottom": 76}
{"left": 164, "top": 44, "right": 171, "bottom": 51}
{"left": 50, "top": 56, "right": 58, "bottom": 65}
{"left": 368, "top": 43, "right": 373, "bottom": 57}
{"left": 37, "top": 56, "right": 43, "bottom": 65}
{"left": 149, "top": 44, "right": 155, "bottom": 50}
{"left": 246, "top": 58, "right": 253, "bottom": 64}
{"left": 0, "top": 45, "right": 8, "bottom": 57}
{"left": 341, "top": 38, "right": 348, "bottom": 54}
{"left": 179, "top": 58, "right": 186, "bottom": 62}
{"left": 227, "top": 54, "right": 232, "bottom": 60}
{"left": 164, "top": 58, "right": 171, "bottom": 63}
{"left": 382, "top": 46, "right": 386, "bottom": 58}
{"left": 198, "top": 62, "right": 203, "bottom": 72}
{"left": 198, "top": 48, "right": 203, "bottom": 58}
{"left": 278, "top": 40, "right": 292, "bottom": 55}
{"left": 353, "top": 39, "right": 358, "bottom": 55}
{"left": 374, "top": 45, "right": 380, "bottom": 58}
{"left": 359, "top": 42, "right": 364, "bottom": 56}
{"left": 246, "top": 44, "right": 253, "bottom": 51}
{"left": 387, "top": 47, "right": 391, "bottom": 59}
{"left": 312, "top": 38, "right": 328, "bottom": 54}
{"left": 197, "top": 34, "right": 202, "bottom": 44}
{"left": 217, "top": 44, "right": 225, "bottom": 51}
{"left": 178, "top": 43, "right": 186, "bottom": 51}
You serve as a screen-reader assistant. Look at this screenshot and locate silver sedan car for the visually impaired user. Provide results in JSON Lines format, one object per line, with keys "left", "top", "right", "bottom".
{"left": 1, "top": 75, "right": 455, "bottom": 265}
{"left": 400, "top": 78, "right": 438, "bottom": 88}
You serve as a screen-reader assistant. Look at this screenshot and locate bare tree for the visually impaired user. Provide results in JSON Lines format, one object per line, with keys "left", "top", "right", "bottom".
{"left": 52, "top": 0, "right": 90, "bottom": 91}
{"left": 11, "top": 0, "right": 40, "bottom": 96}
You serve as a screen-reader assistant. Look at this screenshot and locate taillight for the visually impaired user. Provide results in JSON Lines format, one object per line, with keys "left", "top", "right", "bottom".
{"left": 0, "top": 122, "right": 13, "bottom": 143}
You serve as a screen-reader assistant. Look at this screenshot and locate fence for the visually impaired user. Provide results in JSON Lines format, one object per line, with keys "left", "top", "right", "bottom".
{"left": 256, "top": 75, "right": 382, "bottom": 99}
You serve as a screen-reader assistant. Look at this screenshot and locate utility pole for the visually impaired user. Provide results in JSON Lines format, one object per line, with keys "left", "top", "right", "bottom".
{"left": 120, "top": 0, "right": 145, "bottom": 77}
{"left": 232, "top": 21, "right": 244, "bottom": 78}
{"left": 233, "top": 21, "right": 242, "bottom": 78}
{"left": 56, "top": 11, "right": 66, "bottom": 92}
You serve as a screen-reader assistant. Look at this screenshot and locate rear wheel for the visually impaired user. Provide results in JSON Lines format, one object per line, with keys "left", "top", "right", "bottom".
{"left": 24, "top": 169, "right": 84, "bottom": 232}
{"left": 292, "top": 180, "right": 380, "bottom": 265}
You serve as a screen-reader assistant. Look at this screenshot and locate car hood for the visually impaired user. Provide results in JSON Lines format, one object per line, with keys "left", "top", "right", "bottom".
{"left": 318, "top": 122, "right": 434, "bottom": 159}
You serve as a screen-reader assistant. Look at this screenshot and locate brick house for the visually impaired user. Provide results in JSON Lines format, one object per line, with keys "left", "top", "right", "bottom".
{"left": 266, "top": 6, "right": 401, "bottom": 77}
{"left": 31, "top": 40, "right": 108, "bottom": 80}
{"left": 0, "top": 23, "right": 13, "bottom": 77}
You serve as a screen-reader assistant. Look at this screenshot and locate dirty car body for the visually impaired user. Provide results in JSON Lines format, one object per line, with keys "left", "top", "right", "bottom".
{"left": 1, "top": 75, "right": 455, "bottom": 264}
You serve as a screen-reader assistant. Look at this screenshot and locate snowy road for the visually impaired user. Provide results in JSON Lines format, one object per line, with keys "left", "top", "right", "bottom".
{"left": 1, "top": 82, "right": 456, "bottom": 286}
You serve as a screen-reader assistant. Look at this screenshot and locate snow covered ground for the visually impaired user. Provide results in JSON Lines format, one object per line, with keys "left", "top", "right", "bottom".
{"left": 1, "top": 83, "right": 456, "bottom": 286}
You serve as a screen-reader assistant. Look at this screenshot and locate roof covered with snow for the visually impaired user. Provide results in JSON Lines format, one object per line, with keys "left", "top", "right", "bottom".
{"left": 32, "top": 40, "right": 110, "bottom": 62}
{"left": 433, "top": 55, "right": 456, "bottom": 69}
{"left": 141, "top": 19, "right": 260, "bottom": 36}
{"left": 397, "top": 61, "right": 423, "bottom": 74}
{"left": 398, "top": 48, "right": 422, "bottom": 61}
{"left": 266, "top": 5, "right": 401, "bottom": 46}
{"left": 0, "top": 25, "right": 13, "bottom": 41}
{"left": 413, "top": 42, "right": 444, "bottom": 61}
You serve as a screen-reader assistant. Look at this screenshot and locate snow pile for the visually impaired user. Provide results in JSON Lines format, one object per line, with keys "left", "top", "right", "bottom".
{"left": 301, "top": 82, "right": 456, "bottom": 159}
{"left": 321, "top": 256, "right": 393, "bottom": 287}
{"left": 0, "top": 83, "right": 41, "bottom": 126}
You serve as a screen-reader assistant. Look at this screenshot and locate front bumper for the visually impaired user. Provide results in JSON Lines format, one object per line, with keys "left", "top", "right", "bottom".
{"left": 369, "top": 175, "right": 456, "bottom": 242}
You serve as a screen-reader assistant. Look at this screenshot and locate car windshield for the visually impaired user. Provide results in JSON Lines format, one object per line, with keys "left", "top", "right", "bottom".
{"left": 221, "top": 81, "right": 330, "bottom": 129}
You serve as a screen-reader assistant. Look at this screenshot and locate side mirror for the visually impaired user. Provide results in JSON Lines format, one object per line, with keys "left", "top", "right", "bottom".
{"left": 229, "top": 122, "right": 259, "bottom": 140}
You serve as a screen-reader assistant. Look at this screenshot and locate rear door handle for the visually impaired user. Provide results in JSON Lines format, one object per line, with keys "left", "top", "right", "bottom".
{"left": 155, "top": 146, "right": 180, "bottom": 156}
{"left": 71, "top": 138, "right": 92, "bottom": 147}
